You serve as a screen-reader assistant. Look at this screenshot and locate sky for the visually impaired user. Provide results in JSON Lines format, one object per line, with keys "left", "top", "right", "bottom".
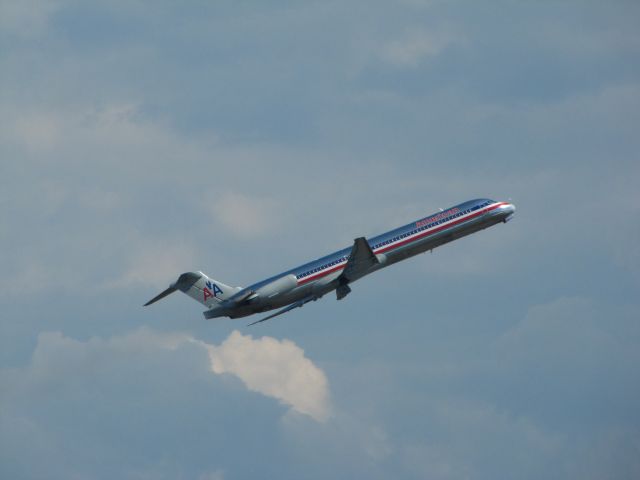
{"left": 1, "top": 0, "right": 639, "bottom": 478}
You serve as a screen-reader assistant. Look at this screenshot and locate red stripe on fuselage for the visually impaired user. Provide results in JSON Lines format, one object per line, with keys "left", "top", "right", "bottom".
{"left": 375, "top": 202, "right": 506, "bottom": 254}
{"left": 296, "top": 202, "right": 506, "bottom": 285}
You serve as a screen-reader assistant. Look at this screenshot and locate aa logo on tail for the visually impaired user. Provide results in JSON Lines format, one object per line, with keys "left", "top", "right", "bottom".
{"left": 203, "top": 280, "right": 224, "bottom": 301}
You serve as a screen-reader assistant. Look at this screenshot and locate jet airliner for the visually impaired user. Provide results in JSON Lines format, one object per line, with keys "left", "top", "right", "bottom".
{"left": 145, "top": 198, "right": 515, "bottom": 324}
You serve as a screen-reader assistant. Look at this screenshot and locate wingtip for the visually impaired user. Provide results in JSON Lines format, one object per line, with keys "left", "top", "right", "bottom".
{"left": 247, "top": 316, "right": 271, "bottom": 326}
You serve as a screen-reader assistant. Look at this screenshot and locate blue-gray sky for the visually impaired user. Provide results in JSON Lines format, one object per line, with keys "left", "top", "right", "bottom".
{"left": 1, "top": 1, "right": 639, "bottom": 479}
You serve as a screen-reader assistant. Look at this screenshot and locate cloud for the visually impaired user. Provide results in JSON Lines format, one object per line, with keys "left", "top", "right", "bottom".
{"left": 0, "top": 103, "right": 213, "bottom": 296}
{"left": 112, "top": 241, "right": 198, "bottom": 289}
{"left": 0, "top": 0, "right": 59, "bottom": 38}
{"left": 379, "top": 28, "right": 461, "bottom": 67}
{"left": 397, "top": 399, "right": 563, "bottom": 480}
{"left": 205, "top": 330, "right": 331, "bottom": 422}
{"left": 1, "top": 327, "right": 332, "bottom": 477}
{"left": 11, "top": 112, "right": 63, "bottom": 153}
{"left": 209, "top": 192, "right": 281, "bottom": 239}
{"left": 198, "top": 470, "right": 225, "bottom": 480}
{"left": 5, "top": 327, "right": 330, "bottom": 422}
{"left": 495, "top": 297, "right": 621, "bottom": 371}
{"left": 2, "top": 1, "right": 640, "bottom": 478}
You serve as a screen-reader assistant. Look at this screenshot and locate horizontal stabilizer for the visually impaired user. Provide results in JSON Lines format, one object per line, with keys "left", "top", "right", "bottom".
{"left": 143, "top": 272, "right": 201, "bottom": 306}
{"left": 144, "top": 286, "right": 177, "bottom": 306}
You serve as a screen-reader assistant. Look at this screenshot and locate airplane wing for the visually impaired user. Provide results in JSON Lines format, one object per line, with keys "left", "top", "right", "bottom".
{"left": 332, "top": 237, "right": 380, "bottom": 300}
{"left": 340, "top": 237, "right": 379, "bottom": 283}
{"left": 248, "top": 295, "right": 317, "bottom": 326}
{"left": 237, "top": 238, "right": 380, "bottom": 324}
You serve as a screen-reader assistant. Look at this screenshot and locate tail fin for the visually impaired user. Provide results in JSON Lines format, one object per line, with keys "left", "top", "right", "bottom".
{"left": 144, "top": 271, "right": 242, "bottom": 308}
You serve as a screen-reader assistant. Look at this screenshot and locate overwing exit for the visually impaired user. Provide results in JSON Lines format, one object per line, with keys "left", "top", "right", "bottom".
{"left": 145, "top": 198, "right": 516, "bottom": 324}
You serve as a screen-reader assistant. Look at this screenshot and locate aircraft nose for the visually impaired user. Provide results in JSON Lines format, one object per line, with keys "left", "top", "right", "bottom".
{"left": 502, "top": 202, "right": 516, "bottom": 222}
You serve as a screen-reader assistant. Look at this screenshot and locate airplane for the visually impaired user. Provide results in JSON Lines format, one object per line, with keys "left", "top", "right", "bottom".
{"left": 145, "top": 198, "right": 515, "bottom": 325}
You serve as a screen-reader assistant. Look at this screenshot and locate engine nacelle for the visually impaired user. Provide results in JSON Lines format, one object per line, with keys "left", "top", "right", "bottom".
{"left": 255, "top": 274, "right": 298, "bottom": 298}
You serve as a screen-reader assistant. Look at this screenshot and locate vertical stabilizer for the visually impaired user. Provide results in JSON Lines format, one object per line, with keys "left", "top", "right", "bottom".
{"left": 144, "top": 271, "right": 241, "bottom": 308}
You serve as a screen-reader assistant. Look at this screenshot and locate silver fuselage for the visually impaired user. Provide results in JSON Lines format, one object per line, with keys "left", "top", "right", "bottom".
{"left": 211, "top": 199, "right": 515, "bottom": 319}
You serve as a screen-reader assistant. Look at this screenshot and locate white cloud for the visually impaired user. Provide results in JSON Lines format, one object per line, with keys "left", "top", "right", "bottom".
{"left": 379, "top": 28, "right": 461, "bottom": 67}
{"left": 204, "top": 330, "right": 331, "bottom": 422}
{"left": 209, "top": 191, "right": 280, "bottom": 239}
{"left": 5, "top": 327, "right": 330, "bottom": 423}
{"left": 399, "top": 399, "right": 563, "bottom": 479}
{"left": 11, "top": 112, "right": 62, "bottom": 153}
{"left": 0, "top": 0, "right": 60, "bottom": 37}
{"left": 198, "top": 470, "right": 225, "bottom": 480}
{"left": 2, "top": 102, "right": 198, "bottom": 169}
{"left": 112, "top": 241, "right": 198, "bottom": 289}
{"left": 2, "top": 1, "right": 640, "bottom": 478}
{"left": 495, "top": 296, "right": 619, "bottom": 368}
